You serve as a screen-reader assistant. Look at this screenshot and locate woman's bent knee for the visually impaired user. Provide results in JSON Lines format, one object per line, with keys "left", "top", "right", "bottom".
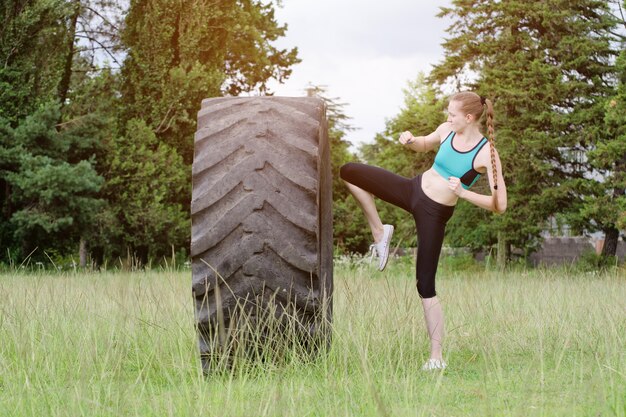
{"left": 339, "top": 162, "right": 358, "bottom": 181}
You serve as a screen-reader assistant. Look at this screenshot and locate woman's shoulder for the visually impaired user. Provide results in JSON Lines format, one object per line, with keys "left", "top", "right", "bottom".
{"left": 434, "top": 123, "right": 454, "bottom": 142}
{"left": 474, "top": 138, "right": 501, "bottom": 168}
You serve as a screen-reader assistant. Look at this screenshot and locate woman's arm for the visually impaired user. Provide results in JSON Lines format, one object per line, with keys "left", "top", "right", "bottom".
{"left": 448, "top": 146, "right": 507, "bottom": 214}
{"left": 398, "top": 123, "right": 448, "bottom": 153}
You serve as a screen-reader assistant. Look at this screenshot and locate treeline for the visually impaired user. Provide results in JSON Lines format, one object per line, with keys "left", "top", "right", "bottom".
{"left": 1, "top": 0, "right": 625, "bottom": 268}
{"left": 336, "top": 0, "right": 626, "bottom": 265}
{"left": 0, "top": 0, "right": 299, "bottom": 266}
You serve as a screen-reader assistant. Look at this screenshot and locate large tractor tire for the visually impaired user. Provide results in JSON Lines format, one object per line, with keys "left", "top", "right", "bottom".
{"left": 191, "top": 97, "right": 333, "bottom": 371}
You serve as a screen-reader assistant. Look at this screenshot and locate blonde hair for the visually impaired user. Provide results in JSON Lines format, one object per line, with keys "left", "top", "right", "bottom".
{"left": 450, "top": 91, "right": 499, "bottom": 212}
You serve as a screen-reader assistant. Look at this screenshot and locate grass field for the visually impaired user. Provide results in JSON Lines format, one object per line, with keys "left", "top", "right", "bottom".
{"left": 0, "top": 260, "right": 624, "bottom": 417}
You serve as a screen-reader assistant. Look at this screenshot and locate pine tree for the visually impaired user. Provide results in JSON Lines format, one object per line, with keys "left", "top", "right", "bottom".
{"left": 566, "top": 44, "right": 626, "bottom": 258}
{"left": 0, "top": 0, "right": 121, "bottom": 264}
{"left": 430, "top": 0, "right": 619, "bottom": 261}
{"left": 1, "top": 104, "right": 104, "bottom": 260}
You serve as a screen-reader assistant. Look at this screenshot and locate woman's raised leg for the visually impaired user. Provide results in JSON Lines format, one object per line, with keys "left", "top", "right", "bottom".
{"left": 339, "top": 162, "right": 413, "bottom": 243}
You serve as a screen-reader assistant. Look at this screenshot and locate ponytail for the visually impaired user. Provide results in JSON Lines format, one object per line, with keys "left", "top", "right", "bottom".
{"left": 484, "top": 98, "right": 499, "bottom": 213}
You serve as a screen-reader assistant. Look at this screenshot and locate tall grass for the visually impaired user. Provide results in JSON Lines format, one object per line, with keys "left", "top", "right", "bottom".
{"left": 0, "top": 261, "right": 624, "bottom": 416}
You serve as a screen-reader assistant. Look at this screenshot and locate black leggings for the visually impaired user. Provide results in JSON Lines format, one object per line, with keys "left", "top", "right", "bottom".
{"left": 340, "top": 162, "right": 455, "bottom": 298}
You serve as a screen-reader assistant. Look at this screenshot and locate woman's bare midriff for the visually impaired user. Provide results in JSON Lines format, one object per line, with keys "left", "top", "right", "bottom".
{"left": 420, "top": 168, "right": 459, "bottom": 207}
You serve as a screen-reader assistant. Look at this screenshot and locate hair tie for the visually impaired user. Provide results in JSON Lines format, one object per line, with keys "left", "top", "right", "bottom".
{"left": 480, "top": 96, "right": 486, "bottom": 106}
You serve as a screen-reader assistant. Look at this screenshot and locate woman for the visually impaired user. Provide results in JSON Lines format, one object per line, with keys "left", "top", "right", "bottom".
{"left": 339, "top": 91, "right": 507, "bottom": 370}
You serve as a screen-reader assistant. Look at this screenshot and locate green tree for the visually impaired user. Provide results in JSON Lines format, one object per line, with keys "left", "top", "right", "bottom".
{"left": 565, "top": 46, "right": 626, "bottom": 258}
{"left": 99, "top": 118, "right": 189, "bottom": 264}
{"left": 57, "top": 0, "right": 125, "bottom": 114}
{"left": 0, "top": 0, "right": 69, "bottom": 123}
{"left": 0, "top": 0, "right": 120, "bottom": 265}
{"left": 585, "top": 2, "right": 626, "bottom": 257}
{"left": 119, "top": 0, "right": 300, "bottom": 164}
{"left": 1, "top": 104, "right": 104, "bottom": 260}
{"left": 107, "top": 0, "right": 301, "bottom": 264}
{"left": 430, "top": 0, "right": 619, "bottom": 261}
{"left": 1, "top": 0, "right": 303, "bottom": 265}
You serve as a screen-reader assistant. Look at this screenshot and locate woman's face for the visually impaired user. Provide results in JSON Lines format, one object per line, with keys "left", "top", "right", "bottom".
{"left": 446, "top": 100, "right": 469, "bottom": 132}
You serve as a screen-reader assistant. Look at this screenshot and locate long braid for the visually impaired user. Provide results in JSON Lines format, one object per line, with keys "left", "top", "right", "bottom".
{"left": 451, "top": 91, "right": 501, "bottom": 213}
{"left": 484, "top": 98, "right": 499, "bottom": 212}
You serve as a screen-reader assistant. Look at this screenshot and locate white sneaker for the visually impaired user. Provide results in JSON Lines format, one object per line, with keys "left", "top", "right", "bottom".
{"left": 369, "top": 224, "right": 394, "bottom": 271}
{"left": 422, "top": 358, "right": 447, "bottom": 371}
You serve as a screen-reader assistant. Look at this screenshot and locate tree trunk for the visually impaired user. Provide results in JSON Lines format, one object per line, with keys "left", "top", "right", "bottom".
{"left": 1, "top": 180, "right": 10, "bottom": 218}
{"left": 171, "top": 10, "right": 181, "bottom": 68}
{"left": 601, "top": 226, "right": 619, "bottom": 258}
{"left": 57, "top": 1, "right": 81, "bottom": 114}
{"left": 496, "top": 231, "right": 509, "bottom": 269}
{"left": 79, "top": 237, "right": 87, "bottom": 268}
{"left": 601, "top": 185, "right": 625, "bottom": 259}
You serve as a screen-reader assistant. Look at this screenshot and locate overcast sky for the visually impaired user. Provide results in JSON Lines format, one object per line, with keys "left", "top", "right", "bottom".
{"left": 267, "top": 0, "right": 453, "bottom": 149}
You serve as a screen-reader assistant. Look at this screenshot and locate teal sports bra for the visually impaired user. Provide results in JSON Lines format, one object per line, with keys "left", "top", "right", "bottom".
{"left": 433, "top": 131, "right": 488, "bottom": 190}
